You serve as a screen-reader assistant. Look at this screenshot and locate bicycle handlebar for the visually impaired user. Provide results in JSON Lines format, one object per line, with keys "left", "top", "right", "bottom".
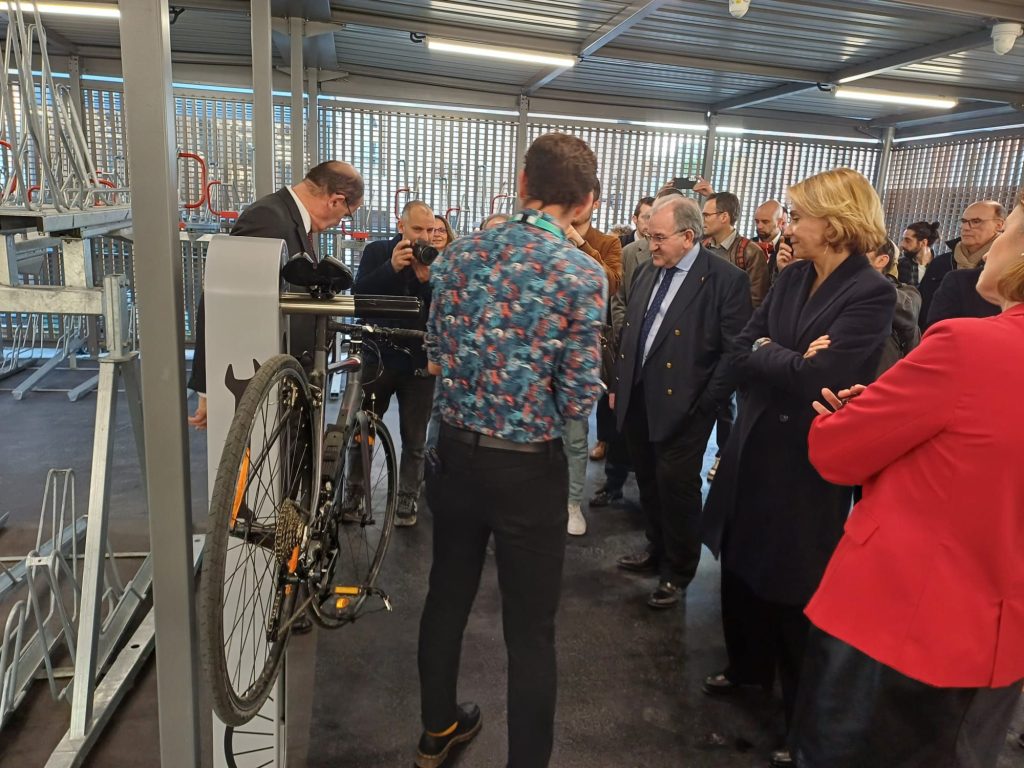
{"left": 280, "top": 292, "right": 421, "bottom": 318}
{"left": 327, "top": 321, "right": 426, "bottom": 344}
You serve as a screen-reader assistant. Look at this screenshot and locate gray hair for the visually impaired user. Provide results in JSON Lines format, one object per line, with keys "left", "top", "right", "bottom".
{"left": 401, "top": 199, "right": 433, "bottom": 223}
{"left": 653, "top": 195, "right": 703, "bottom": 240}
{"left": 479, "top": 212, "right": 510, "bottom": 230}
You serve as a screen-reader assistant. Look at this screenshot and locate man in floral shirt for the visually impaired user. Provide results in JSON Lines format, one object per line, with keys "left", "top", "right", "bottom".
{"left": 415, "top": 133, "right": 607, "bottom": 768}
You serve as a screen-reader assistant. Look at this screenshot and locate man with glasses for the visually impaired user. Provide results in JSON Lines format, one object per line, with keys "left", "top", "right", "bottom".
{"left": 920, "top": 200, "right": 1005, "bottom": 329}
{"left": 347, "top": 200, "right": 439, "bottom": 526}
{"left": 613, "top": 196, "right": 751, "bottom": 608}
{"left": 188, "top": 160, "right": 364, "bottom": 430}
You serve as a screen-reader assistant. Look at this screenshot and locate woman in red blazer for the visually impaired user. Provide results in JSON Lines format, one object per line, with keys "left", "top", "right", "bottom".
{"left": 790, "top": 189, "right": 1024, "bottom": 767}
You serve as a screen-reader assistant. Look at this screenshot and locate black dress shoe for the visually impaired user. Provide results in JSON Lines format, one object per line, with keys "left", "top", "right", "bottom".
{"left": 647, "top": 581, "right": 684, "bottom": 609}
{"left": 415, "top": 702, "right": 482, "bottom": 768}
{"left": 589, "top": 487, "right": 624, "bottom": 507}
{"left": 617, "top": 551, "right": 658, "bottom": 573}
{"left": 769, "top": 749, "right": 793, "bottom": 767}
{"left": 702, "top": 671, "right": 771, "bottom": 696}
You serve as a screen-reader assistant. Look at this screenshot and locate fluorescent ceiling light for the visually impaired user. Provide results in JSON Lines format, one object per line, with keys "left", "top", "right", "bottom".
{"left": 0, "top": 2, "right": 119, "bottom": 17}
{"left": 427, "top": 38, "right": 575, "bottom": 69}
{"left": 835, "top": 87, "right": 956, "bottom": 110}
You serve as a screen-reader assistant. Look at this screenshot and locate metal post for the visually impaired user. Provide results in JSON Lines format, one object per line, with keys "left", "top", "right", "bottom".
{"left": 290, "top": 17, "right": 304, "bottom": 184}
{"left": 513, "top": 94, "right": 530, "bottom": 200}
{"left": 306, "top": 67, "right": 319, "bottom": 167}
{"left": 67, "top": 55, "right": 84, "bottom": 120}
{"left": 117, "top": 2, "right": 201, "bottom": 765}
{"left": 875, "top": 126, "right": 896, "bottom": 198}
{"left": 702, "top": 113, "right": 718, "bottom": 186}
{"left": 251, "top": 0, "right": 275, "bottom": 197}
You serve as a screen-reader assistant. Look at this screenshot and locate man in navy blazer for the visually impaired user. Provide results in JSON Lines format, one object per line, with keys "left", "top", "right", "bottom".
{"left": 613, "top": 195, "right": 752, "bottom": 608}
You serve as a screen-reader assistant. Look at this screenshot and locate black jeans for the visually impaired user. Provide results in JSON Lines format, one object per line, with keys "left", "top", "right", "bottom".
{"left": 418, "top": 429, "right": 568, "bottom": 768}
{"left": 623, "top": 386, "right": 715, "bottom": 585}
{"left": 791, "top": 626, "right": 1023, "bottom": 767}
{"left": 355, "top": 364, "right": 435, "bottom": 498}
{"left": 720, "top": 567, "right": 809, "bottom": 727}
{"left": 602, "top": 432, "right": 632, "bottom": 493}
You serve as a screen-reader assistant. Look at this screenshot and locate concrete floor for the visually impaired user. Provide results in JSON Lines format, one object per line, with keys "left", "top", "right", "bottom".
{"left": 1, "top": 359, "right": 1022, "bottom": 767}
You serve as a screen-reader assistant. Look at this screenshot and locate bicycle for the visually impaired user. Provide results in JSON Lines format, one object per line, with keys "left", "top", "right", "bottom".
{"left": 200, "top": 254, "right": 426, "bottom": 726}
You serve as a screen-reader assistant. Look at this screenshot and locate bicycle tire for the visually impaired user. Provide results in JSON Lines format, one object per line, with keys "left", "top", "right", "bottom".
{"left": 200, "top": 354, "right": 314, "bottom": 726}
{"left": 309, "top": 411, "right": 398, "bottom": 628}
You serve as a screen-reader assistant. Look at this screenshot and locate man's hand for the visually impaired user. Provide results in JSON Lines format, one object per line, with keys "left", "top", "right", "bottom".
{"left": 608, "top": 393, "right": 616, "bottom": 411}
{"left": 412, "top": 260, "right": 431, "bottom": 283}
{"left": 564, "top": 224, "right": 585, "bottom": 248}
{"left": 693, "top": 177, "right": 715, "bottom": 197}
{"left": 812, "top": 385, "right": 867, "bottom": 416}
{"left": 803, "top": 335, "right": 831, "bottom": 359}
{"left": 188, "top": 394, "right": 208, "bottom": 430}
{"left": 391, "top": 239, "right": 415, "bottom": 272}
{"left": 918, "top": 245, "right": 934, "bottom": 267}
{"left": 776, "top": 240, "right": 795, "bottom": 270}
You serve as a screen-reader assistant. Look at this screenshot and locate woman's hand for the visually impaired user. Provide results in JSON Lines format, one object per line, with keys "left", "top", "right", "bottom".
{"left": 812, "top": 385, "right": 866, "bottom": 416}
{"left": 804, "top": 334, "right": 831, "bottom": 359}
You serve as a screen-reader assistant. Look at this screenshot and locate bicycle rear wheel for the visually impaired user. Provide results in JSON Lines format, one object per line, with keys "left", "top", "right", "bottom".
{"left": 310, "top": 410, "right": 397, "bottom": 627}
{"left": 200, "top": 354, "right": 314, "bottom": 726}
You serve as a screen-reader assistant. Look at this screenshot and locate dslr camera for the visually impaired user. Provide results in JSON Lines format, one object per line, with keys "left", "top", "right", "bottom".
{"left": 411, "top": 239, "right": 439, "bottom": 266}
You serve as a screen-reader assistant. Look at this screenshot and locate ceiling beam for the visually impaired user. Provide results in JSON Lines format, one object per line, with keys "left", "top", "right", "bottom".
{"left": 713, "top": 27, "right": 996, "bottom": 112}
{"left": 525, "top": 0, "right": 675, "bottom": 95}
{"left": 599, "top": 47, "right": 821, "bottom": 83}
{"left": 872, "top": 102, "right": 1021, "bottom": 129}
{"left": 887, "top": 0, "right": 1024, "bottom": 24}
{"left": 40, "top": 26, "right": 80, "bottom": 56}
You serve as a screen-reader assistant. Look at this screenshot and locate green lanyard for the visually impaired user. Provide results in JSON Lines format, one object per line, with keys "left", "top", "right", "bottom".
{"left": 512, "top": 211, "right": 566, "bottom": 240}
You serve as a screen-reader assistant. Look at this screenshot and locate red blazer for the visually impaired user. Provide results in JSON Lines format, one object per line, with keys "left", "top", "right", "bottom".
{"left": 805, "top": 305, "right": 1024, "bottom": 688}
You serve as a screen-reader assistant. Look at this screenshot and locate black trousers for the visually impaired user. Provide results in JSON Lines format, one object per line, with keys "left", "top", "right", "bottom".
{"left": 791, "top": 626, "right": 1024, "bottom": 768}
{"left": 418, "top": 430, "right": 568, "bottom": 768}
{"left": 357, "top": 364, "right": 435, "bottom": 498}
{"left": 595, "top": 392, "right": 616, "bottom": 443}
{"left": 721, "top": 567, "right": 809, "bottom": 728}
{"left": 623, "top": 386, "right": 715, "bottom": 585}
{"left": 602, "top": 431, "right": 632, "bottom": 493}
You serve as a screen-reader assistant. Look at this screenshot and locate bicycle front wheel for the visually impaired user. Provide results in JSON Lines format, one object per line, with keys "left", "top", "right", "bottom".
{"left": 310, "top": 410, "right": 397, "bottom": 627}
{"left": 200, "top": 354, "right": 315, "bottom": 726}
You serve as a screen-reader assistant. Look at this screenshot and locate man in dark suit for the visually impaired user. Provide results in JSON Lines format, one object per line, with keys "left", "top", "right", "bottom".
{"left": 187, "top": 161, "right": 364, "bottom": 428}
{"left": 349, "top": 200, "right": 437, "bottom": 527}
{"left": 925, "top": 264, "right": 1000, "bottom": 327}
{"left": 613, "top": 195, "right": 752, "bottom": 608}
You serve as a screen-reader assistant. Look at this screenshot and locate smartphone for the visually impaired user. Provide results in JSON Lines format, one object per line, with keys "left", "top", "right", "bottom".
{"left": 671, "top": 176, "right": 696, "bottom": 190}
{"left": 783, "top": 236, "right": 793, "bottom": 247}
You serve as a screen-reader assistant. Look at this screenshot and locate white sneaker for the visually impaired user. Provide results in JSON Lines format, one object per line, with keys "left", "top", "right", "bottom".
{"left": 567, "top": 502, "right": 587, "bottom": 536}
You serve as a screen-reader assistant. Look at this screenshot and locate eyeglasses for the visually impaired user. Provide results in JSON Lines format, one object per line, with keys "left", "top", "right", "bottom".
{"left": 960, "top": 217, "right": 1001, "bottom": 228}
{"left": 702, "top": 210, "right": 725, "bottom": 218}
{"left": 649, "top": 229, "right": 690, "bottom": 245}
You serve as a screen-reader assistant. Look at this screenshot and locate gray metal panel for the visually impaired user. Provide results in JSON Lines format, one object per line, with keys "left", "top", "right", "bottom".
{"left": 883, "top": 134, "right": 1024, "bottom": 244}
{"left": 618, "top": 0, "right": 974, "bottom": 72}
{"left": 891, "top": 46, "right": 1024, "bottom": 91}
{"left": 330, "top": 0, "right": 627, "bottom": 42}
{"left": 332, "top": 25, "right": 544, "bottom": 86}
{"left": 549, "top": 57, "right": 784, "bottom": 103}
{"left": 710, "top": 135, "right": 881, "bottom": 235}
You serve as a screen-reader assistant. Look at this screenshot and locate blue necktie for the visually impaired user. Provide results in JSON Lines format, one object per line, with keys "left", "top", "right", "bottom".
{"left": 635, "top": 267, "right": 676, "bottom": 381}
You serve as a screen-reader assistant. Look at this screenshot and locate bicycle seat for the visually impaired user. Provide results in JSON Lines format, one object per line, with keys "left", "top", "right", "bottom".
{"left": 281, "top": 253, "right": 353, "bottom": 298}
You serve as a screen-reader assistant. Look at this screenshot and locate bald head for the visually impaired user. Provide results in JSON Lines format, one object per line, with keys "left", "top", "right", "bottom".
{"left": 398, "top": 200, "right": 436, "bottom": 243}
{"left": 754, "top": 199, "right": 785, "bottom": 241}
{"left": 295, "top": 160, "right": 363, "bottom": 232}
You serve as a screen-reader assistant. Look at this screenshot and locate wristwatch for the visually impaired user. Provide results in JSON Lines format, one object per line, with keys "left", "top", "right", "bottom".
{"left": 752, "top": 337, "right": 772, "bottom": 352}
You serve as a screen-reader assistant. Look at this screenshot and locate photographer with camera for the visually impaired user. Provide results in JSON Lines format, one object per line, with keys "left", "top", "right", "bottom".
{"left": 348, "top": 200, "right": 439, "bottom": 527}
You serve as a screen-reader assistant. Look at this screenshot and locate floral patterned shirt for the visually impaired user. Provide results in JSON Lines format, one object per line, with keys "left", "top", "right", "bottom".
{"left": 426, "top": 209, "right": 607, "bottom": 442}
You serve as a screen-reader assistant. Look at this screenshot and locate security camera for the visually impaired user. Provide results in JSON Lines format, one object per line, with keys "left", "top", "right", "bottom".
{"left": 729, "top": 0, "right": 751, "bottom": 19}
{"left": 991, "top": 22, "right": 1022, "bottom": 56}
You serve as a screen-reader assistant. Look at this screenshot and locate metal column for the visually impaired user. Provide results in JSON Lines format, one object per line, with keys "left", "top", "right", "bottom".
{"left": 513, "top": 94, "right": 530, "bottom": 198}
{"left": 290, "top": 17, "right": 305, "bottom": 183}
{"left": 306, "top": 68, "right": 319, "bottom": 167}
{"left": 875, "top": 126, "right": 896, "bottom": 197}
{"left": 117, "top": 2, "right": 201, "bottom": 765}
{"left": 251, "top": 0, "right": 275, "bottom": 197}
{"left": 702, "top": 113, "right": 718, "bottom": 185}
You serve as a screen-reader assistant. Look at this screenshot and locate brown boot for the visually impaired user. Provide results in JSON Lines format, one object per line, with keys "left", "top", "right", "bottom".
{"left": 589, "top": 441, "right": 607, "bottom": 461}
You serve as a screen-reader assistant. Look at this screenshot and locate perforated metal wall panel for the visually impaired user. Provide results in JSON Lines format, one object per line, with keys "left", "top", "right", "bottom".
{"left": 710, "top": 135, "right": 880, "bottom": 236}
{"left": 319, "top": 101, "right": 519, "bottom": 240}
{"left": 884, "top": 133, "right": 1024, "bottom": 246}
{"left": 526, "top": 120, "right": 707, "bottom": 232}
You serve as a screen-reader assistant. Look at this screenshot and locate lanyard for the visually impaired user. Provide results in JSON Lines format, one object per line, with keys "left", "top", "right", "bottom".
{"left": 512, "top": 211, "right": 566, "bottom": 240}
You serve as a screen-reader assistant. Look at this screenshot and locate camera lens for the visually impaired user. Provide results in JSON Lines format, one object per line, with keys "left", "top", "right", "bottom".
{"left": 411, "top": 240, "right": 440, "bottom": 266}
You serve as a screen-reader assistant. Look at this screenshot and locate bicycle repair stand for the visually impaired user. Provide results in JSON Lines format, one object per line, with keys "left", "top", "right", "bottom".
{"left": 205, "top": 234, "right": 291, "bottom": 767}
